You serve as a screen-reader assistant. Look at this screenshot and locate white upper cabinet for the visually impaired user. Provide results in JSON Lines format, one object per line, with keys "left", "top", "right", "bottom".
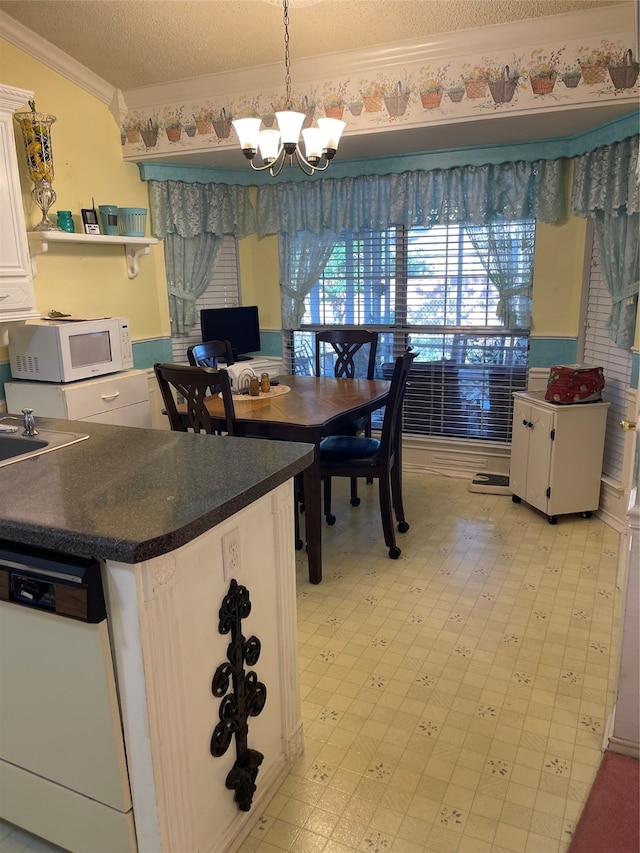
{"left": 0, "top": 84, "right": 39, "bottom": 324}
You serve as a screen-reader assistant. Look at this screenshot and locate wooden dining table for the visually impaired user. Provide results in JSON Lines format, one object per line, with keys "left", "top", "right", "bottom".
{"left": 203, "top": 374, "right": 391, "bottom": 584}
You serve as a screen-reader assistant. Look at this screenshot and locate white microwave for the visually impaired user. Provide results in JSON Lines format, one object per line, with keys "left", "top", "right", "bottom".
{"left": 8, "top": 318, "right": 133, "bottom": 383}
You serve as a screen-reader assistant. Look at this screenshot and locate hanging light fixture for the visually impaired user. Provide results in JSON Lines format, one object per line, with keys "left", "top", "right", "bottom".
{"left": 232, "top": 0, "right": 346, "bottom": 177}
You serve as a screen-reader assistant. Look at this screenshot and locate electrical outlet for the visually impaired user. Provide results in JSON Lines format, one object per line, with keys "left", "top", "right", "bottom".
{"left": 222, "top": 528, "right": 241, "bottom": 581}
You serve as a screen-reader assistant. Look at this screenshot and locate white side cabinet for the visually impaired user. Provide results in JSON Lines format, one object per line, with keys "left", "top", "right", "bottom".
{"left": 0, "top": 84, "right": 39, "bottom": 324}
{"left": 510, "top": 391, "right": 610, "bottom": 524}
{"left": 4, "top": 370, "right": 152, "bottom": 428}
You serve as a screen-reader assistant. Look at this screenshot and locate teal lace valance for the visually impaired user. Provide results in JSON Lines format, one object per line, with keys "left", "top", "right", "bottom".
{"left": 256, "top": 159, "right": 564, "bottom": 236}
{"left": 149, "top": 180, "right": 256, "bottom": 239}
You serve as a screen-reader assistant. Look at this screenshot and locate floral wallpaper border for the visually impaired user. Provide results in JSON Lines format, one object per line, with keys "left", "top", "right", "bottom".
{"left": 121, "top": 35, "right": 638, "bottom": 158}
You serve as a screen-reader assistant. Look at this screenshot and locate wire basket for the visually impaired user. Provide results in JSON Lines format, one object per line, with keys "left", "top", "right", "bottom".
{"left": 118, "top": 207, "right": 147, "bottom": 237}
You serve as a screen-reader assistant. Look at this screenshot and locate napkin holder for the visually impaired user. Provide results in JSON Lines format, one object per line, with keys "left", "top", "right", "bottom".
{"left": 224, "top": 363, "right": 257, "bottom": 395}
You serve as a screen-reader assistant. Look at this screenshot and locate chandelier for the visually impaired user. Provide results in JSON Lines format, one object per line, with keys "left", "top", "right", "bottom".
{"left": 232, "top": 0, "right": 346, "bottom": 177}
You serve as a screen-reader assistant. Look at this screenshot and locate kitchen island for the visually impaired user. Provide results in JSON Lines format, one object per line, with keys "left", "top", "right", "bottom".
{"left": 0, "top": 417, "right": 313, "bottom": 853}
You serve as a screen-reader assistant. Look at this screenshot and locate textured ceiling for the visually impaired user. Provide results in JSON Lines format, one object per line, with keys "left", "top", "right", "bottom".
{"left": 0, "top": 0, "right": 630, "bottom": 91}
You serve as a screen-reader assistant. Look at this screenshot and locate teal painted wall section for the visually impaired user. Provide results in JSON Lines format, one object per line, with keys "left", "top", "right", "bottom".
{"left": 631, "top": 351, "right": 639, "bottom": 390}
{"left": 259, "top": 330, "right": 283, "bottom": 358}
{"left": 529, "top": 338, "right": 578, "bottom": 368}
{"left": 130, "top": 334, "right": 282, "bottom": 367}
{"left": 133, "top": 337, "right": 174, "bottom": 369}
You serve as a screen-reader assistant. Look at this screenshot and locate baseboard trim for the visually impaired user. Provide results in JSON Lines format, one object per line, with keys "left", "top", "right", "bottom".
{"left": 607, "top": 736, "right": 640, "bottom": 760}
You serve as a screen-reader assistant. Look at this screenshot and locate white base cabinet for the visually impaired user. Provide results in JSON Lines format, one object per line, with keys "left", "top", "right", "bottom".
{"left": 4, "top": 370, "right": 151, "bottom": 428}
{"left": 510, "top": 391, "right": 610, "bottom": 523}
{"left": 107, "top": 481, "right": 303, "bottom": 853}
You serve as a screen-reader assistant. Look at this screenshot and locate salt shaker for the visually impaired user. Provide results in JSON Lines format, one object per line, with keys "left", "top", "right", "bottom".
{"left": 260, "top": 372, "right": 270, "bottom": 393}
{"left": 249, "top": 377, "right": 260, "bottom": 396}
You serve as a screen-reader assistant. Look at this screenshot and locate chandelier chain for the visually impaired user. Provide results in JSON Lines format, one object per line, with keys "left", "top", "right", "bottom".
{"left": 283, "top": 0, "right": 292, "bottom": 109}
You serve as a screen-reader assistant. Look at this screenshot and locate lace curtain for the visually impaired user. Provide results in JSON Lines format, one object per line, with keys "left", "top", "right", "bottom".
{"left": 149, "top": 180, "right": 256, "bottom": 239}
{"left": 164, "top": 232, "right": 224, "bottom": 334}
{"left": 572, "top": 136, "right": 639, "bottom": 349}
{"left": 464, "top": 221, "right": 535, "bottom": 329}
{"left": 256, "top": 159, "right": 564, "bottom": 236}
{"left": 279, "top": 232, "right": 338, "bottom": 328}
{"left": 149, "top": 180, "right": 256, "bottom": 333}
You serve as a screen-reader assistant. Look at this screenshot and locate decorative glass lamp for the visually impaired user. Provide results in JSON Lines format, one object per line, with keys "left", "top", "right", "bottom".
{"left": 14, "top": 100, "right": 62, "bottom": 231}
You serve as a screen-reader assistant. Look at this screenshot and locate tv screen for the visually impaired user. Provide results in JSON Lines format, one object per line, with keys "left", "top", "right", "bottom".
{"left": 200, "top": 305, "right": 261, "bottom": 362}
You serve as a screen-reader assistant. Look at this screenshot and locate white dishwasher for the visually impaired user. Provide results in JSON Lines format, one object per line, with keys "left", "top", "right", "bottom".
{"left": 0, "top": 541, "right": 137, "bottom": 853}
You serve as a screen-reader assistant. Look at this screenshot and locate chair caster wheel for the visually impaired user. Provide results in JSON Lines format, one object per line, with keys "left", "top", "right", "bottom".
{"left": 388, "top": 546, "right": 401, "bottom": 559}
{"left": 295, "top": 539, "right": 303, "bottom": 550}
{"left": 326, "top": 514, "right": 336, "bottom": 526}
{"left": 350, "top": 497, "right": 361, "bottom": 507}
{"left": 512, "top": 495, "right": 522, "bottom": 503}
{"left": 581, "top": 511, "right": 592, "bottom": 518}
{"left": 397, "top": 521, "right": 410, "bottom": 533}
{"left": 548, "top": 515, "right": 558, "bottom": 525}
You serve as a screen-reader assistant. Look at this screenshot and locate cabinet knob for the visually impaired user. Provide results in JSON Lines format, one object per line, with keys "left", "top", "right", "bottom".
{"left": 619, "top": 420, "right": 637, "bottom": 431}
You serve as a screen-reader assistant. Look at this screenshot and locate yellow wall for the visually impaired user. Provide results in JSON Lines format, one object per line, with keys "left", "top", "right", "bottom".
{"left": 532, "top": 216, "right": 587, "bottom": 338}
{"left": 0, "top": 39, "right": 170, "bottom": 348}
{"left": 237, "top": 230, "right": 280, "bottom": 330}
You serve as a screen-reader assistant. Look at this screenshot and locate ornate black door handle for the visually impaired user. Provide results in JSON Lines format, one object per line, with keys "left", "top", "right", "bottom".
{"left": 210, "top": 578, "right": 266, "bottom": 811}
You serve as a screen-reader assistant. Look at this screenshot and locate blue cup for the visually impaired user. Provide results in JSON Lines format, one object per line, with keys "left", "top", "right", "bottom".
{"left": 98, "top": 205, "right": 118, "bottom": 235}
{"left": 56, "top": 210, "right": 75, "bottom": 232}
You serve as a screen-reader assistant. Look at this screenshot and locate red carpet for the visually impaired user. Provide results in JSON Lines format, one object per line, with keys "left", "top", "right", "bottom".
{"left": 569, "top": 751, "right": 639, "bottom": 853}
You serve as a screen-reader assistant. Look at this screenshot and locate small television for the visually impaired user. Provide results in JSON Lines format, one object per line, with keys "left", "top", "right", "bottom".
{"left": 200, "top": 305, "right": 261, "bottom": 362}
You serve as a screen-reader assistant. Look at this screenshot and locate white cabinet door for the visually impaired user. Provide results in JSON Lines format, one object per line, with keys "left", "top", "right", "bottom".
{"left": 4, "top": 371, "right": 152, "bottom": 428}
{"left": 510, "top": 392, "right": 609, "bottom": 522}
{"left": 509, "top": 395, "right": 553, "bottom": 510}
{"left": 0, "top": 85, "right": 38, "bottom": 322}
{"left": 83, "top": 401, "right": 151, "bottom": 428}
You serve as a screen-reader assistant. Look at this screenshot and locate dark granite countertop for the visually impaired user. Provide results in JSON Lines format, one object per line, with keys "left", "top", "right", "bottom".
{"left": 0, "top": 417, "right": 313, "bottom": 563}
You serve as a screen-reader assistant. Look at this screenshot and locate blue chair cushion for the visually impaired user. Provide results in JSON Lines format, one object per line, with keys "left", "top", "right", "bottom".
{"left": 319, "top": 435, "right": 380, "bottom": 462}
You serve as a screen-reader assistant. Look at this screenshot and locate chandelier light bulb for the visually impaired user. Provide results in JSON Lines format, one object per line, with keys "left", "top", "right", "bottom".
{"left": 317, "top": 118, "right": 346, "bottom": 155}
{"left": 232, "top": 117, "right": 262, "bottom": 157}
{"left": 257, "top": 128, "right": 282, "bottom": 162}
{"left": 301, "top": 127, "right": 323, "bottom": 163}
{"left": 275, "top": 110, "right": 305, "bottom": 149}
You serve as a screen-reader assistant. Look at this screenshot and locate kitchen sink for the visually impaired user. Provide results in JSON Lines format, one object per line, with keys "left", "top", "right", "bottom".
{"left": 0, "top": 423, "right": 89, "bottom": 468}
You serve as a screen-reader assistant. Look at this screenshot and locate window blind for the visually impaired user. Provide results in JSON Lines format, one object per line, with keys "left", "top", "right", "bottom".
{"left": 288, "top": 222, "right": 532, "bottom": 442}
{"left": 583, "top": 238, "right": 632, "bottom": 482}
{"left": 170, "top": 235, "right": 241, "bottom": 364}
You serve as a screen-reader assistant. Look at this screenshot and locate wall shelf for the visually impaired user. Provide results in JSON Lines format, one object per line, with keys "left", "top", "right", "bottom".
{"left": 27, "top": 231, "right": 159, "bottom": 280}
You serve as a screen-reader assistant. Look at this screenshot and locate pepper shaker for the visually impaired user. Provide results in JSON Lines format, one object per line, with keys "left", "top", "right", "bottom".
{"left": 260, "top": 372, "right": 270, "bottom": 393}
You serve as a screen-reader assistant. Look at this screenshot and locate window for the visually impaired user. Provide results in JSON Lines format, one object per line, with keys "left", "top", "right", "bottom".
{"left": 170, "top": 235, "right": 240, "bottom": 364}
{"left": 286, "top": 222, "right": 533, "bottom": 441}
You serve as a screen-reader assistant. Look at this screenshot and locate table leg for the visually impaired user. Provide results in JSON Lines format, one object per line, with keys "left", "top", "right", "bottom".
{"left": 303, "top": 454, "right": 322, "bottom": 584}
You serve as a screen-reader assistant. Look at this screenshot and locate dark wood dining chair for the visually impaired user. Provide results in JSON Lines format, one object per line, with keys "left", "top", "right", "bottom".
{"left": 187, "top": 339, "right": 234, "bottom": 368}
{"left": 315, "top": 329, "right": 379, "bottom": 504}
{"left": 319, "top": 348, "right": 417, "bottom": 559}
{"left": 154, "top": 362, "right": 238, "bottom": 435}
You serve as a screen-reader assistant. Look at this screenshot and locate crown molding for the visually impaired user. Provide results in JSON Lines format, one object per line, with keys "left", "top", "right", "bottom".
{"left": 0, "top": 10, "right": 116, "bottom": 108}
